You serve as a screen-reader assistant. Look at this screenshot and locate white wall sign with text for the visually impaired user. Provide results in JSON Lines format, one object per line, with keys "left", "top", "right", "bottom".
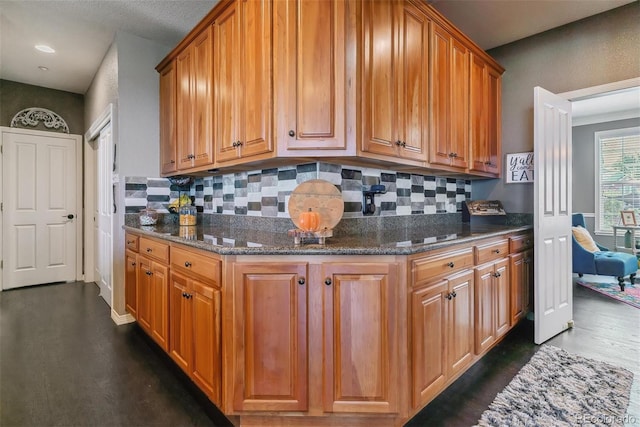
{"left": 506, "top": 152, "right": 534, "bottom": 183}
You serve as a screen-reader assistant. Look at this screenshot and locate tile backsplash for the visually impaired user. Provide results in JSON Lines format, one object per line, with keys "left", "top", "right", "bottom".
{"left": 125, "top": 162, "right": 471, "bottom": 218}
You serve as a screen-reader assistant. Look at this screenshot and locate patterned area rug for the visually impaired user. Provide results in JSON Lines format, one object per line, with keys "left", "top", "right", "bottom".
{"left": 577, "top": 278, "right": 640, "bottom": 309}
{"left": 476, "top": 345, "right": 634, "bottom": 427}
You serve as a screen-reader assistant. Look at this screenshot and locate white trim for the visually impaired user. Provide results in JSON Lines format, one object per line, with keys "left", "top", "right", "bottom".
{"left": 573, "top": 109, "right": 640, "bottom": 127}
{"left": 560, "top": 77, "right": 640, "bottom": 101}
{"left": 85, "top": 104, "right": 114, "bottom": 141}
{"left": 111, "top": 308, "right": 135, "bottom": 325}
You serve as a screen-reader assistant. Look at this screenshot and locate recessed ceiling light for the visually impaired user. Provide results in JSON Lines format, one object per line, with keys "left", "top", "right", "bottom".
{"left": 38, "top": 66, "right": 49, "bottom": 71}
{"left": 35, "top": 44, "right": 55, "bottom": 53}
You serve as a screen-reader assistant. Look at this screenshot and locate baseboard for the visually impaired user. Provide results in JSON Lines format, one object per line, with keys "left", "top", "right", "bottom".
{"left": 111, "top": 309, "right": 135, "bottom": 325}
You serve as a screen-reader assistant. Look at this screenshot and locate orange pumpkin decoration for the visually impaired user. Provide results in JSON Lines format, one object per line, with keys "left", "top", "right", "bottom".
{"left": 299, "top": 208, "right": 320, "bottom": 232}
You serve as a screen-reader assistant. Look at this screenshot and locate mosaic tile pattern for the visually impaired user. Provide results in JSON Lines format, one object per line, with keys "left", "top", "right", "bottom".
{"left": 124, "top": 162, "right": 472, "bottom": 218}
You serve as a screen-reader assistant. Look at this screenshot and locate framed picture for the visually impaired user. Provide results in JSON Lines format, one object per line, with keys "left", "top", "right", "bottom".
{"left": 620, "top": 210, "right": 637, "bottom": 226}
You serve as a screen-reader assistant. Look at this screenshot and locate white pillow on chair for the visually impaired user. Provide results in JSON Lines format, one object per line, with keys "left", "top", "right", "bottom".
{"left": 572, "top": 226, "right": 600, "bottom": 252}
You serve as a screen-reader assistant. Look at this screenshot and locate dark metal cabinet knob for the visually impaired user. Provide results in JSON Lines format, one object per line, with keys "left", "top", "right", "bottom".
{"left": 298, "top": 277, "right": 305, "bottom": 285}
{"left": 184, "top": 261, "right": 192, "bottom": 268}
{"left": 447, "top": 262, "right": 455, "bottom": 268}
{"left": 288, "top": 130, "right": 295, "bottom": 137}
{"left": 324, "top": 278, "right": 332, "bottom": 286}
{"left": 446, "top": 292, "right": 453, "bottom": 300}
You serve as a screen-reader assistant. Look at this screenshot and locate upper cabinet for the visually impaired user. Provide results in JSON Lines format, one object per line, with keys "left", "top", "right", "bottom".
{"left": 274, "top": 0, "right": 353, "bottom": 156}
{"left": 214, "top": 0, "right": 273, "bottom": 165}
{"left": 156, "top": 0, "right": 504, "bottom": 178}
{"left": 159, "top": 61, "right": 177, "bottom": 175}
{"left": 469, "top": 53, "right": 502, "bottom": 177}
{"left": 360, "top": 0, "right": 430, "bottom": 165}
{"left": 176, "top": 27, "right": 214, "bottom": 172}
{"left": 429, "top": 22, "right": 469, "bottom": 171}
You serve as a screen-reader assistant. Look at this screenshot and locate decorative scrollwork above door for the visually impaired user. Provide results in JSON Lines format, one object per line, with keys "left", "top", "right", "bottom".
{"left": 10, "top": 107, "right": 70, "bottom": 133}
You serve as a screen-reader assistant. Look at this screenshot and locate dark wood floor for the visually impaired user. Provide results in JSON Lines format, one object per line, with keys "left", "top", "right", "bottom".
{"left": 1, "top": 275, "right": 637, "bottom": 427}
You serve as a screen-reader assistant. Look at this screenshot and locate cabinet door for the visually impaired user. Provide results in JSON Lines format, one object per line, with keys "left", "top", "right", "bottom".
{"left": 509, "top": 252, "right": 526, "bottom": 324}
{"left": 510, "top": 249, "right": 533, "bottom": 323}
{"left": 159, "top": 61, "right": 177, "bottom": 174}
{"left": 322, "top": 262, "right": 399, "bottom": 414}
{"left": 214, "top": 3, "right": 240, "bottom": 163}
{"left": 237, "top": 0, "right": 272, "bottom": 159}
{"left": 411, "top": 279, "right": 448, "bottom": 408}
{"left": 494, "top": 258, "right": 510, "bottom": 339}
{"left": 469, "top": 53, "right": 487, "bottom": 174}
{"left": 150, "top": 261, "right": 169, "bottom": 351}
{"left": 485, "top": 66, "right": 502, "bottom": 176}
{"left": 447, "top": 270, "right": 474, "bottom": 377}
{"left": 176, "top": 47, "right": 194, "bottom": 170}
{"left": 137, "top": 256, "right": 153, "bottom": 332}
{"left": 125, "top": 250, "right": 138, "bottom": 318}
{"left": 474, "top": 262, "right": 494, "bottom": 354}
{"left": 169, "top": 271, "right": 192, "bottom": 373}
{"left": 192, "top": 27, "right": 214, "bottom": 168}
{"left": 449, "top": 38, "right": 469, "bottom": 169}
{"left": 275, "top": 0, "right": 347, "bottom": 152}
{"left": 232, "top": 263, "right": 308, "bottom": 412}
{"left": 397, "top": 1, "right": 429, "bottom": 160}
{"left": 430, "top": 23, "right": 451, "bottom": 167}
{"left": 361, "top": 0, "right": 400, "bottom": 156}
{"left": 191, "top": 278, "right": 222, "bottom": 406}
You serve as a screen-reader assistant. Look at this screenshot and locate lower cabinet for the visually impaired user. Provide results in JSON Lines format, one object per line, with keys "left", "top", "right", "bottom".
{"left": 510, "top": 247, "right": 533, "bottom": 324}
{"left": 169, "top": 245, "right": 222, "bottom": 406}
{"left": 137, "top": 254, "right": 170, "bottom": 351}
{"left": 474, "top": 258, "right": 510, "bottom": 354}
{"left": 229, "top": 259, "right": 399, "bottom": 415}
{"left": 125, "top": 249, "right": 138, "bottom": 317}
{"left": 411, "top": 269, "right": 474, "bottom": 408}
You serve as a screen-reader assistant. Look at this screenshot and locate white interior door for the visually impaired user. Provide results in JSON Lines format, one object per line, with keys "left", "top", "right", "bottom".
{"left": 533, "top": 86, "right": 573, "bottom": 344}
{"left": 94, "top": 123, "right": 113, "bottom": 307}
{"left": 2, "top": 128, "right": 79, "bottom": 289}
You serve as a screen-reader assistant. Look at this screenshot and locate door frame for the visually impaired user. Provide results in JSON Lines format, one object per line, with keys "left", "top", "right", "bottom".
{"left": 0, "top": 126, "right": 83, "bottom": 290}
{"left": 84, "top": 103, "right": 115, "bottom": 290}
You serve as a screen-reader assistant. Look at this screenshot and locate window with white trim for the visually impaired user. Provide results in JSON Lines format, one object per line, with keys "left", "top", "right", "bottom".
{"left": 595, "top": 126, "right": 640, "bottom": 234}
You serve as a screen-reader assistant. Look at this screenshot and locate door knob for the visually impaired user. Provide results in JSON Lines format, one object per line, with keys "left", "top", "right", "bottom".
{"left": 63, "top": 214, "right": 74, "bottom": 219}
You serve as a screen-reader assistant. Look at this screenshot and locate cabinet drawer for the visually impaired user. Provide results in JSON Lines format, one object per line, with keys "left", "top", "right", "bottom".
{"left": 171, "top": 246, "right": 220, "bottom": 286}
{"left": 412, "top": 248, "right": 474, "bottom": 287}
{"left": 475, "top": 239, "right": 509, "bottom": 264}
{"left": 139, "top": 237, "right": 169, "bottom": 264}
{"left": 509, "top": 234, "right": 533, "bottom": 253}
{"left": 125, "top": 233, "right": 139, "bottom": 252}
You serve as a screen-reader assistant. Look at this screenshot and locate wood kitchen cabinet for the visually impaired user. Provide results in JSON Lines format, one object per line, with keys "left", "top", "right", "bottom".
{"left": 469, "top": 53, "right": 502, "bottom": 177}
{"left": 213, "top": 0, "right": 273, "bottom": 165}
{"left": 474, "top": 239, "right": 510, "bottom": 354}
{"left": 125, "top": 233, "right": 139, "bottom": 317}
{"left": 360, "top": 0, "right": 429, "bottom": 164}
{"left": 429, "top": 22, "right": 469, "bottom": 171}
{"left": 509, "top": 233, "right": 533, "bottom": 324}
{"left": 231, "top": 262, "right": 309, "bottom": 412}
{"left": 176, "top": 27, "right": 214, "bottom": 171}
{"left": 410, "top": 248, "right": 474, "bottom": 408}
{"left": 137, "top": 237, "right": 170, "bottom": 351}
{"left": 321, "top": 262, "right": 399, "bottom": 414}
{"left": 125, "top": 249, "right": 138, "bottom": 317}
{"left": 228, "top": 259, "right": 399, "bottom": 416}
{"left": 274, "top": 0, "right": 352, "bottom": 155}
{"left": 159, "top": 61, "right": 178, "bottom": 175}
{"left": 169, "top": 245, "right": 222, "bottom": 405}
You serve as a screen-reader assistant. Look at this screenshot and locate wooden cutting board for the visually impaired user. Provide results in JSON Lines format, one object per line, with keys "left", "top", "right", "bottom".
{"left": 288, "top": 179, "right": 344, "bottom": 230}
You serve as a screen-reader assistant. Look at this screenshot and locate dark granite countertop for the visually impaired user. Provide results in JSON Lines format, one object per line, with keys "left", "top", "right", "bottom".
{"left": 123, "top": 220, "right": 532, "bottom": 256}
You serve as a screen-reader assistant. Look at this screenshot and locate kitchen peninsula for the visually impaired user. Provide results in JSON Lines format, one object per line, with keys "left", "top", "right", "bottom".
{"left": 124, "top": 215, "right": 532, "bottom": 427}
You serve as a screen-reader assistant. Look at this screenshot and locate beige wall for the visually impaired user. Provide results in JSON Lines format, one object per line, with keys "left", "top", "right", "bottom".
{"left": 473, "top": 2, "right": 640, "bottom": 214}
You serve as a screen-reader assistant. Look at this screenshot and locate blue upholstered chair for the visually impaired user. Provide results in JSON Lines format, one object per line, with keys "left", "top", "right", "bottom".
{"left": 572, "top": 213, "right": 637, "bottom": 291}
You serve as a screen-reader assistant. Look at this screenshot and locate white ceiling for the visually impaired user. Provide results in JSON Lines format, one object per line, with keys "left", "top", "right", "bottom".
{"left": 0, "top": 0, "right": 636, "bottom": 95}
